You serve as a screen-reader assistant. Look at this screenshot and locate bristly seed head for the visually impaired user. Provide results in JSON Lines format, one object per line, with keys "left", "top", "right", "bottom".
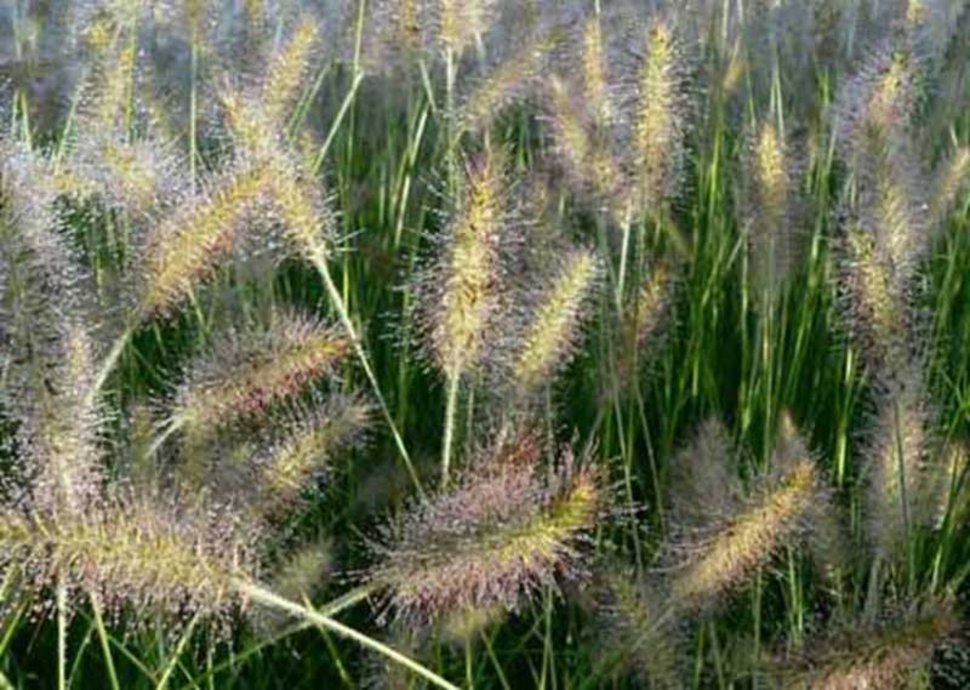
{"left": 140, "top": 168, "right": 271, "bottom": 317}
{"left": 419, "top": 150, "right": 509, "bottom": 378}
{"left": 743, "top": 120, "right": 800, "bottom": 303}
{"left": 771, "top": 597, "right": 961, "bottom": 689}
{"left": 664, "top": 417, "right": 828, "bottom": 614}
{"left": 255, "top": 396, "right": 371, "bottom": 518}
{"left": 367, "top": 430, "right": 603, "bottom": 631}
{"left": 0, "top": 493, "right": 256, "bottom": 629}
{"left": 630, "top": 18, "right": 691, "bottom": 215}
{"left": 862, "top": 364, "right": 939, "bottom": 562}
{"left": 512, "top": 246, "right": 600, "bottom": 394}
{"left": 175, "top": 311, "right": 350, "bottom": 436}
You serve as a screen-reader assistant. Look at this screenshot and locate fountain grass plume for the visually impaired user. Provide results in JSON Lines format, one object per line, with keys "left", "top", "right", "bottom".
{"left": 544, "top": 74, "right": 628, "bottom": 220}
{"left": 593, "top": 568, "right": 681, "bottom": 688}
{"left": 139, "top": 166, "right": 272, "bottom": 316}
{"left": 418, "top": 148, "right": 509, "bottom": 379}
{"left": 458, "top": 28, "right": 561, "bottom": 136}
{"left": 930, "top": 144, "right": 970, "bottom": 228}
{"left": 613, "top": 260, "right": 676, "bottom": 397}
{"left": 629, "top": 17, "right": 691, "bottom": 216}
{"left": 254, "top": 396, "right": 372, "bottom": 518}
{"left": 771, "top": 597, "right": 961, "bottom": 689}
{"left": 665, "top": 417, "right": 830, "bottom": 614}
{"left": 174, "top": 311, "right": 350, "bottom": 438}
{"left": 837, "top": 215, "right": 915, "bottom": 378}
{"left": 434, "top": 0, "right": 496, "bottom": 58}
{"left": 581, "top": 15, "right": 613, "bottom": 128}
{"left": 0, "top": 492, "right": 257, "bottom": 628}
{"left": 742, "top": 120, "right": 801, "bottom": 303}
{"left": 261, "top": 16, "right": 320, "bottom": 127}
{"left": 511, "top": 245, "right": 601, "bottom": 395}
{"left": 0, "top": 145, "right": 104, "bottom": 516}
{"left": 669, "top": 455, "right": 821, "bottom": 612}
{"left": 667, "top": 417, "right": 743, "bottom": 530}
{"left": 862, "top": 363, "right": 939, "bottom": 563}
{"left": 367, "top": 429, "right": 604, "bottom": 630}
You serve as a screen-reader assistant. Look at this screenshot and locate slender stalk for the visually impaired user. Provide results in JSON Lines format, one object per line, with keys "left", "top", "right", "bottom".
{"left": 311, "top": 254, "right": 423, "bottom": 496}
{"left": 616, "top": 210, "right": 633, "bottom": 310}
{"left": 86, "top": 326, "right": 133, "bottom": 409}
{"left": 155, "top": 613, "right": 199, "bottom": 690}
{"left": 237, "top": 580, "right": 459, "bottom": 690}
{"left": 311, "top": 70, "right": 365, "bottom": 176}
{"left": 440, "top": 369, "right": 461, "bottom": 488}
{"left": 89, "top": 593, "right": 121, "bottom": 690}
{"left": 57, "top": 579, "right": 68, "bottom": 690}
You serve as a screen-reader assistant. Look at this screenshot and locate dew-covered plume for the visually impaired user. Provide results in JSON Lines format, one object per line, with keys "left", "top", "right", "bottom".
{"left": 511, "top": 246, "right": 600, "bottom": 394}
{"left": 592, "top": 568, "right": 682, "bottom": 688}
{"left": 771, "top": 597, "right": 962, "bottom": 690}
{"left": 628, "top": 17, "right": 692, "bottom": 216}
{"left": 367, "top": 430, "right": 604, "bottom": 631}
{"left": 662, "top": 416, "right": 831, "bottom": 614}
{"left": 742, "top": 119, "right": 802, "bottom": 303}
{"left": 416, "top": 149, "right": 510, "bottom": 380}
{"left": 174, "top": 311, "right": 349, "bottom": 437}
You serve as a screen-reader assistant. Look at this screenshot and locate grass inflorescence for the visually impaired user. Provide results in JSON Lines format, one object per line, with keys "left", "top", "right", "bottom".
{"left": 0, "top": 1, "right": 969, "bottom": 688}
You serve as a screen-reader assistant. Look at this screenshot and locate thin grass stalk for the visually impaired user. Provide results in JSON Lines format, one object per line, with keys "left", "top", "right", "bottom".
{"left": 310, "top": 255, "right": 423, "bottom": 496}
{"left": 441, "top": 369, "right": 461, "bottom": 487}
{"left": 186, "top": 583, "right": 378, "bottom": 687}
{"left": 616, "top": 208, "right": 633, "bottom": 310}
{"left": 311, "top": 71, "right": 365, "bottom": 176}
{"left": 85, "top": 326, "right": 134, "bottom": 408}
{"left": 154, "top": 613, "right": 199, "bottom": 690}
{"left": 237, "top": 580, "right": 459, "bottom": 690}
{"left": 89, "top": 593, "right": 121, "bottom": 690}
{"left": 56, "top": 579, "right": 67, "bottom": 690}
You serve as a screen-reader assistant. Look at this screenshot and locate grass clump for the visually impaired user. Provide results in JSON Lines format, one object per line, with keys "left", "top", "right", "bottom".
{"left": 0, "top": 1, "right": 969, "bottom": 688}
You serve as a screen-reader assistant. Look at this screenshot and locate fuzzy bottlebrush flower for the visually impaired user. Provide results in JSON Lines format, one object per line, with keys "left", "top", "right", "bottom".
{"left": 65, "top": 10, "right": 185, "bottom": 215}
{"left": 580, "top": 15, "right": 614, "bottom": 129}
{"left": 23, "top": 322, "right": 105, "bottom": 517}
{"left": 367, "top": 431, "right": 604, "bottom": 630}
{"left": 260, "top": 16, "right": 320, "bottom": 128}
{"left": 253, "top": 537, "right": 334, "bottom": 633}
{"left": 511, "top": 246, "right": 600, "bottom": 394}
{"left": 929, "top": 145, "right": 970, "bottom": 228}
{"left": 138, "top": 167, "right": 272, "bottom": 316}
{"left": 0, "top": 492, "right": 256, "bottom": 626}
{"left": 742, "top": 120, "right": 801, "bottom": 303}
{"left": 183, "top": 393, "right": 371, "bottom": 518}
{"left": 362, "top": 0, "right": 498, "bottom": 74}
{"left": 612, "top": 260, "right": 676, "bottom": 397}
{"left": 220, "top": 86, "right": 337, "bottom": 265}
{"left": 0, "top": 146, "right": 103, "bottom": 516}
{"left": 251, "top": 396, "right": 371, "bottom": 518}
{"left": 417, "top": 150, "right": 510, "bottom": 380}
{"left": 173, "top": 312, "right": 350, "bottom": 438}
{"left": 628, "top": 18, "right": 691, "bottom": 216}
{"left": 543, "top": 75, "right": 628, "bottom": 219}
{"left": 666, "top": 418, "right": 744, "bottom": 530}
{"left": 664, "top": 416, "right": 832, "bottom": 614}
{"left": 861, "top": 363, "right": 947, "bottom": 562}
{"left": 837, "top": 223, "right": 914, "bottom": 378}
{"left": 458, "top": 28, "right": 561, "bottom": 136}
{"left": 836, "top": 47, "right": 929, "bottom": 289}
{"left": 592, "top": 569, "right": 681, "bottom": 688}
{"left": 215, "top": 20, "right": 337, "bottom": 266}
{"left": 770, "top": 598, "right": 962, "bottom": 689}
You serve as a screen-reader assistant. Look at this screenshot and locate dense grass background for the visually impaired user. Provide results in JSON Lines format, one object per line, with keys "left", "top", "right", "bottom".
{"left": 2, "top": 1, "right": 970, "bottom": 687}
